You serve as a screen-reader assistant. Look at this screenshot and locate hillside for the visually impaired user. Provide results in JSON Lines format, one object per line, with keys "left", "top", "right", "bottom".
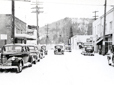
{"left": 39, "top": 17, "right": 93, "bottom": 44}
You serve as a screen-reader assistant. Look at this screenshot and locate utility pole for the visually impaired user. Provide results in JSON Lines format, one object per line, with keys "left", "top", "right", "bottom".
{"left": 12, "top": 0, "right": 15, "bottom": 44}
{"left": 93, "top": 11, "right": 98, "bottom": 20}
{"left": 31, "top": 0, "right": 43, "bottom": 45}
{"left": 11, "top": 0, "right": 30, "bottom": 44}
{"left": 102, "top": 0, "right": 107, "bottom": 55}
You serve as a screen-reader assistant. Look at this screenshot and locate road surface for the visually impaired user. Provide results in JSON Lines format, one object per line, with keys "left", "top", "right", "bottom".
{"left": 0, "top": 50, "right": 114, "bottom": 85}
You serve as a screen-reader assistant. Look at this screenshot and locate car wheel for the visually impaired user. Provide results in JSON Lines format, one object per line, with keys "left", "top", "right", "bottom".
{"left": 37, "top": 59, "right": 40, "bottom": 62}
{"left": 17, "top": 62, "right": 23, "bottom": 73}
{"left": 33, "top": 60, "right": 37, "bottom": 64}
{"left": 28, "top": 57, "right": 33, "bottom": 67}
{"left": 40, "top": 54, "right": 43, "bottom": 59}
{"left": 54, "top": 52, "right": 56, "bottom": 55}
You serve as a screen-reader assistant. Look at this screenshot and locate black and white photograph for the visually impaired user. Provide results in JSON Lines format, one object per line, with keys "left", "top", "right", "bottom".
{"left": 0, "top": 0, "right": 114, "bottom": 85}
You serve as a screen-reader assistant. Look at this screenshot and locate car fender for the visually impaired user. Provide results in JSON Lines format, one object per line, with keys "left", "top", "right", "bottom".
{"left": 11, "top": 57, "right": 23, "bottom": 66}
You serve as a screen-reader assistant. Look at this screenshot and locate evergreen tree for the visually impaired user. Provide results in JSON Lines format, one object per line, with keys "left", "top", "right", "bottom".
{"left": 68, "top": 26, "right": 73, "bottom": 45}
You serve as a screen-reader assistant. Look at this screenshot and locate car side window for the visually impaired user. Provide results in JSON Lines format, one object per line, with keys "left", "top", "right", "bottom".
{"left": 26, "top": 46, "right": 30, "bottom": 51}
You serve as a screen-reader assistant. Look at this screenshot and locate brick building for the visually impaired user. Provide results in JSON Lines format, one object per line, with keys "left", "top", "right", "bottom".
{"left": 0, "top": 14, "right": 27, "bottom": 48}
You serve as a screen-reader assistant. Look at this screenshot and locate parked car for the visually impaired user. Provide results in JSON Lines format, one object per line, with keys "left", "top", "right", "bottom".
{"left": 54, "top": 45, "right": 64, "bottom": 55}
{"left": 0, "top": 44, "right": 33, "bottom": 73}
{"left": 41, "top": 45, "right": 48, "bottom": 55}
{"left": 37, "top": 45, "right": 45, "bottom": 59}
{"left": 107, "top": 48, "right": 114, "bottom": 66}
{"left": 27, "top": 45, "right": 40, "bottom": 64}
{"left": 81, "top": 45, "right": 94, "bottom": 56}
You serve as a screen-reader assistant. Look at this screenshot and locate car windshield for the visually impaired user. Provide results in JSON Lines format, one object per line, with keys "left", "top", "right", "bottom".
{"left": 3, "top": 45, "right": 22, "bottom": 52}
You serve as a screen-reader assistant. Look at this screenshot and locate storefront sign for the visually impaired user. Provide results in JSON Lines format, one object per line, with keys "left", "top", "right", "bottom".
{"left": 0, "top": 34, "right": 7, "bottom": 40}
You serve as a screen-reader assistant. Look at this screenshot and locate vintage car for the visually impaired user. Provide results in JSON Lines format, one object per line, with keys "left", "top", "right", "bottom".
{"left": 0, "top": 44, "right": 33, "bottom": 73}
{"left": 54, "top": 45, "right": 64, "bottom": 55}
{"left": 107, "top": 46, "right": 114, "bottom": 66}
{"left": 107, "top": 50, "right": 114, "bottom": 66}
{"left": 81, "top": 45, "right": 94, "bottom": 56}
{"left": 27, "top": 45, "right": 40, "bottom": 64}
{"left": 65, "top": 45, "right": 71, "bottom": 52}
{"left": 37, "top": 45, "right": 45, "bottom": 59}
{"left": 41, "top": 45, "right": 48, "bottom": 55}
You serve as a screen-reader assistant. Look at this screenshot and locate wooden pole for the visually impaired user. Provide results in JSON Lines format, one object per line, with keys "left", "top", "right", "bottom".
{"left": 12, "top": 0, "right": 15, "bottom": 44}
{"left": 102, "top": 0, "right": 107, "bottom": 55}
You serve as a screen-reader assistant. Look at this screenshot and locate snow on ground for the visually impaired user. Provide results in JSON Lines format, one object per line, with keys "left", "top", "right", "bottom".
{"left": 0, "top": 49, "right": 114, "bottom": 85}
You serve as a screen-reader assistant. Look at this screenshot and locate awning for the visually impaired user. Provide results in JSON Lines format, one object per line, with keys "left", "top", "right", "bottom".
{"left": 15, "top": 34, "right": 36, "bottom": 40}
{"left": 15, "top": 34, "right": 27, "bottom": 39}
{"left": 96, "top": 37, "right": 103, "bottom": 45}
{"left": 96, "top": 34, "right": 112, "bottom": 45}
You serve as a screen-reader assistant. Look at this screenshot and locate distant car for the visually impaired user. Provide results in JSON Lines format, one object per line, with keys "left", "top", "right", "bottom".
{"left": 37, "top": 45, "right": 45, "bottom": 59}
{"left": 0, "top": 44, "right": 33, "bottom": 73}
{"left": 27, "top": 45, "right": 40, "bottom": 64}
{"left": 54, "top": 45, "right": 64, "bottom": 55}
{"left": 81, "top": 45, "right": 94, "bottom": 56}
{"left": 41, "top": 45, "right": 48, "bottom": 55}
{"left": 65, "top": 45, "right": 71, "bottom": 52}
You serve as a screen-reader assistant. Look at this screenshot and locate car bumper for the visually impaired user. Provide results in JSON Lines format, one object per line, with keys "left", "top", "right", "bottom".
{"left": 83, "top": 53, "right": 94, "bottom": 56}
{"left": 55, "top": 52, "right": 64, "bottom": 54}
{"left": 0, "top": 65, "right": 18, "bottom": 69}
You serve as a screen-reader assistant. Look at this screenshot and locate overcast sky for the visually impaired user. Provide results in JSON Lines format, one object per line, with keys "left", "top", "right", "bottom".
{"left": 0, "top": 0, "right": 114, "bottom": 27}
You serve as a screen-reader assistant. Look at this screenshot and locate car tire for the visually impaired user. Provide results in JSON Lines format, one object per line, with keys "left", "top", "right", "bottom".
{"left": 33, "top": 60, "right": 37, "bottom": 64}
{"left": 37, "top": 59, "right": 40, "bottom": 62}
{"left": 54, "top": 52, "right": 56, "bottom": 55}
{"left": 108, "top": 63, "right": 112, "bottom": 66}
{"left": 28, "top": 57, "right": 33, "bottom": 67}
{"left": 16, "top": 62, "right": 23, "bottom": 73}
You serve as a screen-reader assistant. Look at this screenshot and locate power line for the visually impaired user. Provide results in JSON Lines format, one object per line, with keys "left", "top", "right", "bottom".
{"left": 36, "top": 1, "right": 114, "bottom": 7}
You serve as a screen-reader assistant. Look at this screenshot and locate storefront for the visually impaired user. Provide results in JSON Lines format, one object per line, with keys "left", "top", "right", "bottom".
{"left": 96, "top": 34, "right": 112, "bottom": 55}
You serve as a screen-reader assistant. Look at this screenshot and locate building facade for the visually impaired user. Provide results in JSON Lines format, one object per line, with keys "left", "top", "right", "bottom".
{"left": 26, "top": 25, "right": 37, "bottom": 45}
{"left": 0, "top": 14, "right": 32, "bottom": 48}
{"left": 71, "top": 35, "right": 92, "bottom": 50}
{"left": 93, "top": 8, "right": 114, "bottom": 54}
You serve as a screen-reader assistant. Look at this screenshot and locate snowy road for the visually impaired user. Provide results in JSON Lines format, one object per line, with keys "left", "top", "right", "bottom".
{"left": 0, "top": 50, "right": 114, "bottom": 85}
